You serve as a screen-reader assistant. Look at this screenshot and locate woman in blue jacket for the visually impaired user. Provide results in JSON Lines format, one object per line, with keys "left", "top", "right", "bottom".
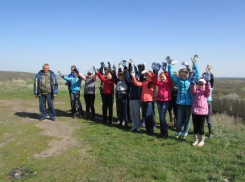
{"left": 167, "top": 55, "right": 199, "bottom": 141}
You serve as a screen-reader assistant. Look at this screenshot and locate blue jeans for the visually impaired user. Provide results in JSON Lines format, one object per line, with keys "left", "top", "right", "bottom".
{"left": 176, "top": 105, "right": 191, "bottom": 137}
{"left": 141, "top": 101, "right": 154, "bottom": 135}
{"left": 157, "top": 101, "right": 170, "bottom": 132}
{"left": 39, "top": 94, "right": 56, "bottom": 119}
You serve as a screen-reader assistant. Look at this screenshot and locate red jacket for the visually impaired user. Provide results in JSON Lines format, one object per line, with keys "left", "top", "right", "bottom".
{"left": 132, "top": 72, "right": 155, "bottom": 102}
{"left": 96, "top": 72, "right": 115, "bottom": 94}
{"left": 152, "top": 72, "right": 173, "bottom": 102}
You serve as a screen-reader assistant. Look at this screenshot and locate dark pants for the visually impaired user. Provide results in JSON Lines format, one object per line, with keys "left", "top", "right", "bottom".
{"left": 84, "top": 94, "right": 95, "bottom": 118}
{"left": 176, "top": 105, "right": 191, "bottom": 137}
{"left": 39, "top": 94, "right": 55, "bottom": 119}
{"left": 206, "top": 101, "right": 213, "bottom": 127}
{"left": 70, "top": 91, "right": 83, "bottom": 116}
{"left": 141, "top": 101, "right": 154, "bottom": 135}
{"left": 192, "top": 114, "right": 207, "bottom": 135}
{"left": 102, "top": 94, "right": 114, "bottom": 123}
{"left": 116, "top": 98, "right": 128, "bottom": 124}
{"left": 157, "top": 101, "right": 170, "bottom": 132}
{"left": 168, "top": 96, "right": 177, "bottom": 120}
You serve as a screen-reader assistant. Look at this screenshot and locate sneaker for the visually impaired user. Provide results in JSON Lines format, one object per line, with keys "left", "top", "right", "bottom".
{"left": 72, "top": 114, "right": 76, "bottom": 119}
{"left": 117, "top": 120, "right": 120, "bottom": 125}
{"left": 209, "top": 134, "right": 214, "bottom": 139}
{"left": 122, "top": 121, "right": 125, "bottom": 126}
{"left": 175, "top": 135, "right": 180, "bottom": 140}
{"left": 130, "top": 127, "right": 136, "bottom": 131}
{"left": 51, "top": 118, "right": 56, "bottom": 121}
{"left": 182, "top": 136, "right": 187, "bottom": 141}
{"left": 39, "top": 118, "right": 45, "bottom": 121}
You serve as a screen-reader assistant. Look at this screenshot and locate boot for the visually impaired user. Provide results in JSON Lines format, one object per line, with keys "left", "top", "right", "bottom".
{"left": 208, "top": 126, "right": 214, "bottom": 138}
{"left": 163, "top": 131, "right": 168, "bottom": 139}
{"left": 86, "top": 112, "right": 90, "bottom": 120}
{"left": 192, "top": 134, "right": 199, "bottom": 146}
{"left": 198, "top": 135, "right": 205, "bottom": 147}
{"left": 78, "top": 109, "right": 84, "bottom": 119}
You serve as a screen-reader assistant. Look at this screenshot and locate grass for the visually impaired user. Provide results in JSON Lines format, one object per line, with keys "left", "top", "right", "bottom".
{"left": 0, "top": 79, "right": 244, "bottom": 181}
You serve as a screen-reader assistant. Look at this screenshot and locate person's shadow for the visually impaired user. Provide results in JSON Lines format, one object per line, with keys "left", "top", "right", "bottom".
{"left": 15, "top": 109, "right": 71, "bottom": 119}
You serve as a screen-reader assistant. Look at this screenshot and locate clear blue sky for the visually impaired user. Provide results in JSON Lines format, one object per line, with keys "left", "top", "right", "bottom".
{"left": 0, "top": 0, "right": 244, "bottom": 77}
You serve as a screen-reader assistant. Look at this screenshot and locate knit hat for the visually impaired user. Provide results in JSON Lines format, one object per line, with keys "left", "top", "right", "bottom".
{"left": 198, "top": 78, "right": 206, "bottom": 84}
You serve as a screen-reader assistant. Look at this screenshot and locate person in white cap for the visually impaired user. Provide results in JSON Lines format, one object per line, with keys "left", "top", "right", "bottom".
{"left": 190, "top": 73, "right": 211, "bottom": 147}
{"left": 84, "top": 69, "right": 97, "bottom": 120}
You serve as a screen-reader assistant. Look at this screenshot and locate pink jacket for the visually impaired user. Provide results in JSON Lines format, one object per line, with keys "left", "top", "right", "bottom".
{"left": 132, "top": 72, "right": 155, "bottom": 102}
{"left": 190, "top": 82, "right": 211, "bottom": 115}
{"left": 152, "top": 72, "right": 173, "bottom": 102}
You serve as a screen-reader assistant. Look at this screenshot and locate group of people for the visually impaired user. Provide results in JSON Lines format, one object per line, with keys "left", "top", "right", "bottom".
{"left": 34, "top": 55, "right": 214, "bottom": 147}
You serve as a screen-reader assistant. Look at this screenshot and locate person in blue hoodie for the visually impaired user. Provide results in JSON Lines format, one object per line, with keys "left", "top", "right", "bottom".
{"left": 34, "top": 63, "right": 58, "bottom": 121}
{"left": 167, "top": 55, "right": 199, "bottom": 141}
{"left": 59, "top": 65, "right": 86, "bottom": 119}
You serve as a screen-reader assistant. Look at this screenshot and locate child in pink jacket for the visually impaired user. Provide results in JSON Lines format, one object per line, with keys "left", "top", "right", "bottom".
{"left": 190, "top": 75, "right": 211, "bottom": 147}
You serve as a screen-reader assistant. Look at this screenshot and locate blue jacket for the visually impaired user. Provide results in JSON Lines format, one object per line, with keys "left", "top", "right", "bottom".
{"left": 34, "top": 70, "right": 58, "bottom": 96}
{"left": 62, "top": 75, "right": 82, "bottom": 93}
{"left": 168, "top": 65, "right": 199, "bottom": 105}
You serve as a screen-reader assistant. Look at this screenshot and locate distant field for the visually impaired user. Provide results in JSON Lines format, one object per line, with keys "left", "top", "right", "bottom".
{"left": 0, "top": 71, "right": 36, "bottom": 82}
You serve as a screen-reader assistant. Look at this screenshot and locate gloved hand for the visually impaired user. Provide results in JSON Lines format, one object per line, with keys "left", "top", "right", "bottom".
{"left": 203, "top": 71, "right": 211, "bottom": 84}
{"left": 118, "top": 62, "right": 122, "bottom": 69}
{"left": 121, "top": 60, "right": 127, "bottom": 67}
{"left": 128, "top": 59, "right": 133, "bottom": 65}
{"left": 191, "top": 54, "right": 199, "bottom": 65}
{"left": 100, "top": 62, "right": 105, "bottom": 69}
{"left": 152, "top": 62, "right": 161, "bottom": 73}
{"left": 108, "top": 62, "right": 111, "bottom": 69}
{"left": 58, "top": 71, "right": 63, "bottom": 77}
{"left": 131, "top": 71, "right": 135, "bottom": 77}
{"left": 165, "top": 56, "right": 173, "bottom": 65}
{"left": 181, "top": 61, "right": 189, "bottom": 66}
{"left": 73, "top": 68, "right": 79, "bottom": 74}
{"left": 171, "top": 60, "right": 178, "bottom": 65}
{"left": 112, "top": 65, "right": 116, "bottom": 71}
{"left": 206, "top": 64, "right": 212, "bottom": 72}
{"left": 142, "top": 70, "right": 148, "bottom": 74}
{"left": 186, "top": 65, "right": 191, "bottom": 72}
{"left": 92, "top": 66, "right": 96, "bottom": 73}
{"left": 190, "top": 70, "right": 196, "bottom": 82}
{"left": 162, "top": 62, "right": 167, "bottom": 72}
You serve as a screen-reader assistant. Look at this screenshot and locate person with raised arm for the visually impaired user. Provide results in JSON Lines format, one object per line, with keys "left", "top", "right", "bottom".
{"left": 190, "top": 72, "right": 211, "bottom": 147}
{"left": 131, "top": 64, "right": 156, "bottom": 136}
{"left": 59, "top": 65, "right": 86, "bottom": 119}
{"left": 167, "top": 55, "right": 200, "bottom": 141}
{"left": 152, "top": 62, "right": 173, "bottom": 138}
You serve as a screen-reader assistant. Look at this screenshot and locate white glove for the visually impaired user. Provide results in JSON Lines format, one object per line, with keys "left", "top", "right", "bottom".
{"left": 130, "top": 71, "right": 135, "bottom": 77}
{"left": 171, "top": 60, "right": 178, "bottom": 65}
{"left": 58, "top": 71, "right": 63, "bottom": 77}
{"left": 191, "top": 54, "right": 199, "bottom": 65}
{"left": 141, "top": 70, "right": 148, "bottom": 74}
{"left": 181, "top": 61, "right": 189, "bottom": 66}
{"left": 128, "top": 59, "right": 133, "bottom": 64}
{"left": 92, "top": 66, "right": 96, "bottom": 73}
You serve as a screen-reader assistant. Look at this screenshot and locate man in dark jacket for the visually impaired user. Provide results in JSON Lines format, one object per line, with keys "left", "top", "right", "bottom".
{"left": 34, "top": 63, "right": 58, "bottom": 121}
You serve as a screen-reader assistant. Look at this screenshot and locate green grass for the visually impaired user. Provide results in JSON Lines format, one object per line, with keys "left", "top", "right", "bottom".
{"left": 0, "top": 83, "right": 244, "bottom": 181}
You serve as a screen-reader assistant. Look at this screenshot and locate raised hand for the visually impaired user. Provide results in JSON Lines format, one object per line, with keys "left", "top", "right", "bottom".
{"left": 121, "top": 60, "right": 127, "bottom": 67}
{"left": 112, "top": 65, "right": 116, "bottom": 71}
{"left": 130, "top": 71, "right": 135, "bottom": 77}
{"left": 203, "top": 71, "right": 211, "bottom": 83}
{"left": 128, "top": 59, "right": 133, "bottom": 65}
{"left": 191, "top": 54, "right": 199, "bottom": 65}
{"left": 142, "top": 70, "right": 148, "bottom": 74}
{"left": 108, "top": 62, "right": 111, "bottom": 69}
{"left": 58, "top": 71, "right": 63, "bottom": 77}
{"left": 100, "top": 62, "right": 105, "bottom": 68}
{"left": 181, "top": 61, "right": 189, "bottom": 66}
{"left": 162, "top": 62, "right": 167, "bottom": 72}
{"left": 206, "top": 64, "right": 212, "bottom": 72}
{"left": 152, "top": 62, "right": 161, "bottom": 73}
{"left": 92, "top": 66, "right": 97, "bottom": 73}
{"left": 165, "top": 56, "right": 173, "bottom": 65}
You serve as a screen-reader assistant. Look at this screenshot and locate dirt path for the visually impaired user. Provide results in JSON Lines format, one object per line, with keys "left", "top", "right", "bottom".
{"left": 34, "top": 120, "right": 79, "bottom": 158}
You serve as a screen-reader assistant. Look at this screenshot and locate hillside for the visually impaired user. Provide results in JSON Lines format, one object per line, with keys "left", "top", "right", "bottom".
{"left": 0, "top": 71, "right": 36, "bottom": 82}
